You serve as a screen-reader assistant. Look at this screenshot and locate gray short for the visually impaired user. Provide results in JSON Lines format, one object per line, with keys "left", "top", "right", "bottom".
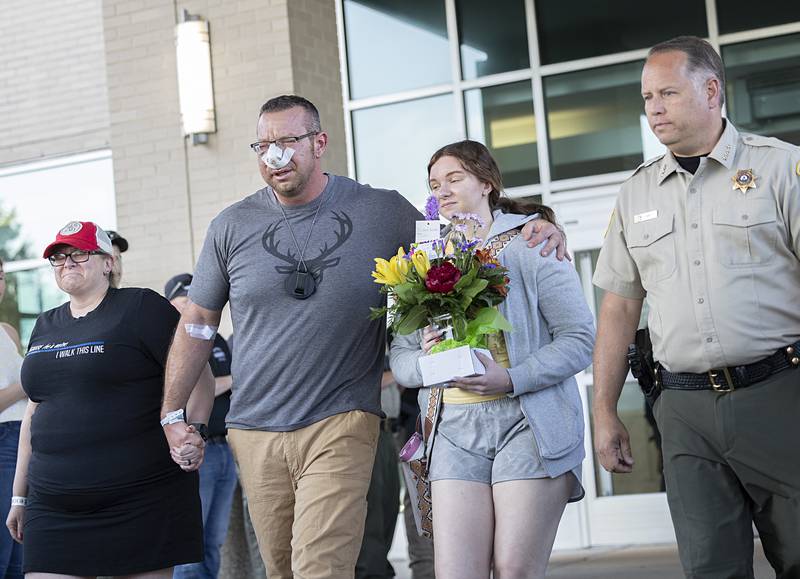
{"left": 428, "top": 396, "right": 548, "bottom": 485}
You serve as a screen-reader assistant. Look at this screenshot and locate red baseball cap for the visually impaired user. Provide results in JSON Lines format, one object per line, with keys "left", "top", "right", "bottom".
{"left": 43, "top": 221, "right": 114, "bottom": 259}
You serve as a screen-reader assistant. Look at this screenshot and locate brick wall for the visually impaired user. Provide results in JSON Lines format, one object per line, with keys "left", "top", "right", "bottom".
{"left": 0, "top": 0, "right": 110, "bottom": 166}
{"left": 287, "top": 0, "right": 347, "bottom": 175}
{"left": 103, "top": 0, "right": 347, "bottom": 293}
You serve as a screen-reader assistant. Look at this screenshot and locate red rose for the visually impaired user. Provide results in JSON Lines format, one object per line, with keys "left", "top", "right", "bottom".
{"left": 425, "top": 262, "right": 462, "bottom": 293}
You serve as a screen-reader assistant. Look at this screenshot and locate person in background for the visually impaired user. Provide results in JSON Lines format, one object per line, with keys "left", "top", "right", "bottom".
{"left": 356, "top": 353, "right": 401, "bottom": 579}
{"left": 106, "top": 229, "right": 128, "bottom": 288}
{"left": 168, "top": 273, "right": 238, "bottom": 579}
{"left": 396, "top": 389, "right": 435, "bottom": 579}
{"left": 7, "top": 221, "right": 214, "bottom": 577}
{"left": 0, "top": 257, "right": 25, "bottom": 579}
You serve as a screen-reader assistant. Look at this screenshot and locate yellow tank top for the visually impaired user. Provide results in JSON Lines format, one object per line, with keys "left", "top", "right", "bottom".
{"left": 442, "top": 332, "right": 511, "bottom": 404}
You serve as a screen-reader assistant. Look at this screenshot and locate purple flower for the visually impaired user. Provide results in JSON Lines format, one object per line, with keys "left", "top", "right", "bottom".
{"left": 424, "top": 196, "right": 439, "bottom": 221}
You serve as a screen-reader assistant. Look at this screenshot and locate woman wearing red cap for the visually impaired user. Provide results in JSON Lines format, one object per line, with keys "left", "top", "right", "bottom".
{"left": 6, "top": 221, "right": 214, "bottom": 578}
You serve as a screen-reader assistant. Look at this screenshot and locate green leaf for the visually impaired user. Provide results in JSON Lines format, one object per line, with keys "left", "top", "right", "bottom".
{"left": 453, "top": 265, "right": 477, "bottom": 292}
{"left": 369, "top": 307, "right": 388, "bottom": 320}
{"left": 461, "top": 278, "right": 488, "bottom": 301}
{"left": 465, "top": 307, "right": 513, "bottom": 338}
{"left": 394, "top": 282, "right": 418, "bottom": 305}
{"left": 395, "top": 304, "right": 429, "bottom": 335}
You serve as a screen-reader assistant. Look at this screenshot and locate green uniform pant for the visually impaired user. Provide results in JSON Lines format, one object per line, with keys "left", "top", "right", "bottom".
{"left": 654, "top": 368, "right": 800, "bottom": 579}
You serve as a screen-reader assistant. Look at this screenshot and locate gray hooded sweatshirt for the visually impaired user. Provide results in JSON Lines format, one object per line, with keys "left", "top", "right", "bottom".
{"left": 389, "top": 211, "right": 595, "bottom": 499}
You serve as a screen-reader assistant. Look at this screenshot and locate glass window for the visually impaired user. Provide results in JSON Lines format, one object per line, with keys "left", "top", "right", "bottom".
{"left": 0, "top": 152, "right": 117, "bottom": 261}
{"left": 544, "top": 60, "right": 648, "bottom": 181}
{"left": 0, "top": 152, "right": 115, "bottom": 346}
{"left": 717, "top": 0, "right": 800, "bottom": 34}
{"left": 343, "top": 0, "right": 451, "bottom": 100}
{"left": 535, "top": 0, "right": 707, "bottom": 65}
{"left": 464, "top": 81, "right": 539, "bottom": 187}
{"left": 576, "top": 248, "right": 663, "bottom": 496}
{"left": 352, "top": 95, "right": 460, "bottom": 208}
{"left": 1, "top": 265, "right": 65, "bottom": 347}
{"left": 723, "top": 33, "right": 800, "bottom": 145}
{"left": 589, "top": 382, "right": 665, "bottom": 496}
{"left": 457, "top": 0, "right": 529, "bottom": 80}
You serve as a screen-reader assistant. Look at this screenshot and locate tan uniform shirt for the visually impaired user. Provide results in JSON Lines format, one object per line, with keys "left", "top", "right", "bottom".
{"left": 593, "top": 121, "right": 800, "bottom": 373}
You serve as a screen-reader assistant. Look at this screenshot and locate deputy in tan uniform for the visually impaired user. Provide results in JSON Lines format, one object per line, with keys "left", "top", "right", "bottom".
{"left": 592, "top": 36, "right": 800, "bottom": 579}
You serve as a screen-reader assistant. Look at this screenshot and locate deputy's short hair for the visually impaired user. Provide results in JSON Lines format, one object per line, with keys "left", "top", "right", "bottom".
{"left": 648, "top": 36, "right": 726, "bottom": 107}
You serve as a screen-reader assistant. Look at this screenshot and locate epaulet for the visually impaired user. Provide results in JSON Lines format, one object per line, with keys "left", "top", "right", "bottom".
{"left": 631, "top": 154, "right": 665, "bottom": 176}
{"left": 741, "top": 133, "right": 799, "bottom": 154}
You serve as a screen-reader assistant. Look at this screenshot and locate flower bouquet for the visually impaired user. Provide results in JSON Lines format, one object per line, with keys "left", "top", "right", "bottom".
{"left": 370, "top": 210, "right": 513, "bottom": 357}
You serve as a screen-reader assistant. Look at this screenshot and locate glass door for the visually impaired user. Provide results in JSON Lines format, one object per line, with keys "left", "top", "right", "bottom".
{"left": 549, "top": 193, "right": 676, "bottom": 548}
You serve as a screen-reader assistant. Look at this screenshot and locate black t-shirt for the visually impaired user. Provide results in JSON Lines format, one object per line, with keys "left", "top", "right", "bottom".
{"left": 21, "top": 288, "right": 182, "bottom": 493}
{"left": 207, "top": 334, "right": 231, "bottom": 437}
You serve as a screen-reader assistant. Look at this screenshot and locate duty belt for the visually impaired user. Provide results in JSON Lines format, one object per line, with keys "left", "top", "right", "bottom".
{"left": 660, "top": 341, "right": 800, "bottom": 392}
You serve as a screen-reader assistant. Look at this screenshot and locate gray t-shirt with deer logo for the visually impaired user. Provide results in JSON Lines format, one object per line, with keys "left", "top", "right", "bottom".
{"left": 190, "top": 174, "right": 420, "bottom": 431}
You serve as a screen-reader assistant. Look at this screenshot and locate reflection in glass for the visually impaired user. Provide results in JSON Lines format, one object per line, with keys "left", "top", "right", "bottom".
{"left": 343, "top": 0, "right": 451, "bottom": 100}
{"left": 352, "top": 95, "right": 460, "bottom": 208}
{"left": 535, "top": 0, "right": 706, "bottom": 65}
{"left": 456, "top": 0, "right": 529, "bottom": 80}
{"left": 724, "top": 33, "right": 800, "bottom": 145}
{"left": 464, "top": 82, "right": 538, "bottom": 187}
{"left": 577, "top": 248, "right": 663, "bottom": 496}
{"left": 2, "top": 266, "right": 65, "bottom": 348}
{"left": 545, "top": 61, "right": 647, "bottom": 181}
{"left": 716, "top": 0, "right": 799, "bottom": 34}
{"left": 589, "top": 382, "right": 664, "bottom": 497}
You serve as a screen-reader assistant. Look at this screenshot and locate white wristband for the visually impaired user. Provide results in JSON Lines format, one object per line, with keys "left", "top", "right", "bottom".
{"left": 11, "top": 496, "right": 27, "bottom": 507}
{"left": 160, "top": 409, "right": 185, "bottom": 426}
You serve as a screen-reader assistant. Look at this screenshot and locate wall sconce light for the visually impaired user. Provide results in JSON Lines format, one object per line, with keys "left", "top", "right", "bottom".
{"left": 175, "top": 10, "right": 216, "bottom": 145}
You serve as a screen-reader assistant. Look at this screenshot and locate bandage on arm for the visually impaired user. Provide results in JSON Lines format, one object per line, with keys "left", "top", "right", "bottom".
{"left": 162, "top": 301, "right": 222, "bottom": 417}
{"left": 184, "top": 324, "right": 218, "bottom": 340}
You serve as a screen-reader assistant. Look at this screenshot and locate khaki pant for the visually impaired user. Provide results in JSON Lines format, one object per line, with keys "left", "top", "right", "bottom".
{"left": 228, "top": 411, "right": 380, "bottom": 579}
{"left": 654, "top": 369, "right": 800, "bottom": 579}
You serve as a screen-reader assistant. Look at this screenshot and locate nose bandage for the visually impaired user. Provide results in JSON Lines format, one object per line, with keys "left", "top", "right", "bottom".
{"left": 262, "top": 143, "right": 294, "bottom": 169}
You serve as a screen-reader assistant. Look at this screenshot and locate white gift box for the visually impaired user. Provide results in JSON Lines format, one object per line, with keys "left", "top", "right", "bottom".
{"left": 417, "top": 346, "right": 493, "bottom": 388}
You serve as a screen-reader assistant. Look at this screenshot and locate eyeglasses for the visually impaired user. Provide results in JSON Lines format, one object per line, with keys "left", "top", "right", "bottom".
{"left": 249, "top": 131, "right": 318, "bottom": 155}
{"left": 48, "top": 250, "right": 103, "bottom": 267}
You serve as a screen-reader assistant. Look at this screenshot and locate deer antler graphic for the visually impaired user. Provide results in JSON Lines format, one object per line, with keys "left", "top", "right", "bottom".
{"left": 261, "top": 212, "right": 353, "bottom": 283}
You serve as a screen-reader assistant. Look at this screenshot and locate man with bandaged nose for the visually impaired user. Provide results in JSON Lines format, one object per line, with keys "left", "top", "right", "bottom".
{"left": 160, "top": 95, "right": 569, "bottom": 579}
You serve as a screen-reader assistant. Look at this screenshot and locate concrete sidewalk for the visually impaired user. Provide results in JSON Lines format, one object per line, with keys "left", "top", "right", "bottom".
{"left": 546, "top": 541, "right": 772, "bottom": 578}
{"left": 390, "top": 540, "right": 774, "bottom": 578}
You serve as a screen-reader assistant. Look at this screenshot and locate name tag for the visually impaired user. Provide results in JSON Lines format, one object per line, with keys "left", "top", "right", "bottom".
{"left": 634, "top": 210, "right": 658, "bottom": 223}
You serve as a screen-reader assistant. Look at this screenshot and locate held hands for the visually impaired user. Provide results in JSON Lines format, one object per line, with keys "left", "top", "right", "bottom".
{"left": 163, "top": 422, "right": 205, "bottom": 472}
{"left": 6, "top": 506, "right": 23, "bottom": 544}
{"left": 522, "top": 219, "right": 571, "bottom": 261}
{"left": 450, "top": 352, "right": 514, "bottom": 396}
{"left": 593, "top": 412, "right": 635, "bottom": 474}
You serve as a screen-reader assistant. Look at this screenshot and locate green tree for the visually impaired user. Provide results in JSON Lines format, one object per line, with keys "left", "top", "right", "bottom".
{"left": 0, "top": 204, "right": 33, "bottom": 336}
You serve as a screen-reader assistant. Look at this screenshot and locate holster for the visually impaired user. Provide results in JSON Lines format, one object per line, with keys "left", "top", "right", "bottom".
{"left": 627, "top": 327, "right": 661, "bottom": 407}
